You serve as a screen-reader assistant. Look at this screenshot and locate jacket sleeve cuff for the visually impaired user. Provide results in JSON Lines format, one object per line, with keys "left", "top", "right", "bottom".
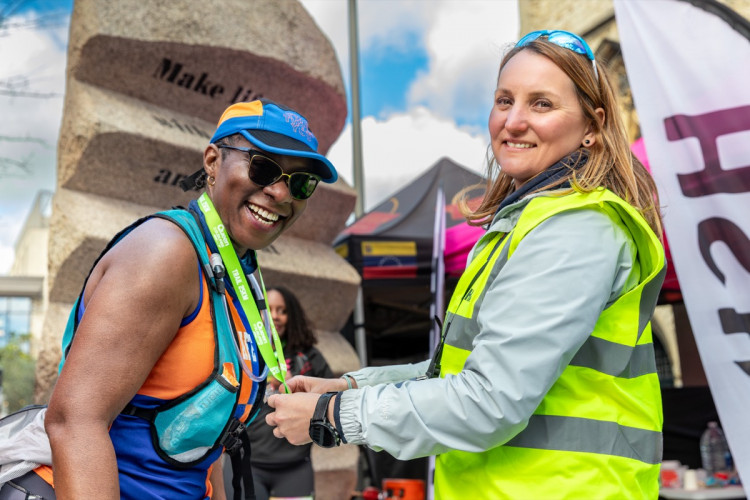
{"left": 333, "top": 391, "right": 347, "bottom": 444}
{"left": 336, "top": 389, "right": 366, "bottom": 445}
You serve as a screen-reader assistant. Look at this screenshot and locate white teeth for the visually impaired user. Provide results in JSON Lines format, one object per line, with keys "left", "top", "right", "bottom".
{"left": 248, "top": 204, "right": 279, "bottom": 225}
{"left": 507, "top": 141, "right": 534, "bottom": 148}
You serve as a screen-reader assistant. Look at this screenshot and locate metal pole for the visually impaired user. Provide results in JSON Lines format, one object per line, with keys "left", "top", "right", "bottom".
{"left": 353, "top": 288, "right": 367, "bottom": 367}
{"left": 348, "top": 0, "right": 365, "bottom": 217}
{"left": 429, "top": 185, "right": 446, "bottom": 355}
{"left": 348, "top": 0, "right": 368, "bottom": 367}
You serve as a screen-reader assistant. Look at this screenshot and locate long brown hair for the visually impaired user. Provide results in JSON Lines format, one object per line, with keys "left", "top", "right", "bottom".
{"left": 268, "top": 286, "right": 317, "bottom": 352}
{"left": 460, "top": 39, "right": 662, "bottom": 237}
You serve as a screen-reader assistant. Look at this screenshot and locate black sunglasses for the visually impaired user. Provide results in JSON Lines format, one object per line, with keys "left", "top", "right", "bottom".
{"left": 217, "top": 145, "right": 321, "bottom": 200}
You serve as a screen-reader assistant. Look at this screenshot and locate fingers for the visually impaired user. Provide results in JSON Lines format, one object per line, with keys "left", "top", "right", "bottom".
{"left": 284, "top": 375, "right": 310, "bottom": 393}
{"left": 263, "top": 392, "right": 319, "bottom": 446}
{"left": 285, "top": 375, "right": 349, "bottom": 394}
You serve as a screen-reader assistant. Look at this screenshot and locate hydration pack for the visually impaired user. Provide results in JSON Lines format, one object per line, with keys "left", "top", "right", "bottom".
{"left": 59, "top": 208, "right": 263, "bottom": 467}
{"left": 0, "top": 208, "right": 264, "bottom": 499}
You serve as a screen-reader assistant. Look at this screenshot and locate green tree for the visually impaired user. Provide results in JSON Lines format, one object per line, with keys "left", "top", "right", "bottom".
{"left": 0, "top": 334, "right": 36, "bottom": 413}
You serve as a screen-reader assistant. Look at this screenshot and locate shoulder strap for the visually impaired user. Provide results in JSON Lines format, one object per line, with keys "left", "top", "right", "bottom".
{"left": 155, "top": 209, "right": 244, "bottom": 390}
{"left": 152, "top": 208, "right": 222, "bottom": 294}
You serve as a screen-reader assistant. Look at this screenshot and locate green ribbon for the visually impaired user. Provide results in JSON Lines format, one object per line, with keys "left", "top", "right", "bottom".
{"left": 197, "top": 192, "right": 289, "bottom": 393}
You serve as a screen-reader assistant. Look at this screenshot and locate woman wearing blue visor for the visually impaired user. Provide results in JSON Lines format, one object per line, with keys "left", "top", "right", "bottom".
{"left": 0, "top": 99, "right": 337, "bottom": 500}
{"left": 268, "top": 30, "right": 666, "bottom": 499}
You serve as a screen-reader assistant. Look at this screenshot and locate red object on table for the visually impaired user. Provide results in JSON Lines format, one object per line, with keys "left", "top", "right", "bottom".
{"left": 362, "top": 486, "right": 381, "bottom": 500}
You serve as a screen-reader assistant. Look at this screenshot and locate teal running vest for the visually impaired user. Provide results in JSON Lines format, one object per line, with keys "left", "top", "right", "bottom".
{"left": 59, "top": 208, "right": 263, "bottom": 467}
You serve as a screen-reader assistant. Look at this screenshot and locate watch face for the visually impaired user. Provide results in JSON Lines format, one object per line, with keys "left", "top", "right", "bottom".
{"left": 310, "top": 422, "right": 339, "bottom": 448}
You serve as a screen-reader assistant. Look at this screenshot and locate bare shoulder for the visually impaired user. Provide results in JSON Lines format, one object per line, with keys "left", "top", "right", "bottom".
{"left": 49, "top": 215, "right": 205, "bottom": 422}
{"left": 123, "top": 216, "right": 198, "bottom": 262}
{"left": 86, "top": 216, "right": 201, "bottom": 317}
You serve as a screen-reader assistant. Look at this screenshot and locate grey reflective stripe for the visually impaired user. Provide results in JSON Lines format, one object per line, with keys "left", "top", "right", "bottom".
{"left": 505, "top": 414, "right": 662, "bottom": 465}
{"left": 569, "top": 335, "right": 657, "bottom": 378}
{"left": 484, "top": 238, "right": 511, "bottom": 294}
{"left": 444, "top": 314, "right": 476, "bottom": 351}
{"left": 638, "top": 264, "right": 667, "bottom": 341}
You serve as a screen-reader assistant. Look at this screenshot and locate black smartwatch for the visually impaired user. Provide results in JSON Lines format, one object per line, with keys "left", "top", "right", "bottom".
{"left": 309, "top": 391, "right": 341, "bottom": 448}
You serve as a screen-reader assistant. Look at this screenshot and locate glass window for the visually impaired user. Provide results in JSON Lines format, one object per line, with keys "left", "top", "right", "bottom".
{"left": 0, "top": 296, "right": 32, "bottom": 352}
{"left": 9, "top": 297, "right": 31, "bottom": 313}
{"left": 7, "top": 314, "right": 29, "bottom": 336}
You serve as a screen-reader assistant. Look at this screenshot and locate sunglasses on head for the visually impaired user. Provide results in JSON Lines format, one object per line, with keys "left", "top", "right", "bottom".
{"left": 516, "top": 29, "right": 598, "bottom": 81}
{"left": 217, "top": 145, "right": 321, "bottom": 200}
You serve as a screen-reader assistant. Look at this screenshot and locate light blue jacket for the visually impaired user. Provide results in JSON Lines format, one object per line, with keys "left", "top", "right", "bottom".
{"left": 337, "top": 190, "right": 640, "bottom": 459}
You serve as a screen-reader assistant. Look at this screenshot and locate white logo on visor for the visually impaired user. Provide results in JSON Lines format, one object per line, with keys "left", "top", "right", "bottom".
{"left": 283, "top": 112, "right": 315, "bottom": 143}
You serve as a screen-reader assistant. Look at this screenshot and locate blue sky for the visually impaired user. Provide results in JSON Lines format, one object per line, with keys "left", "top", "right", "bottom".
{"left": 0, "top": 0, "right": 520, "bottom": 274}
{"left": 360, "top": 30, "right": 430, "bottom": 118}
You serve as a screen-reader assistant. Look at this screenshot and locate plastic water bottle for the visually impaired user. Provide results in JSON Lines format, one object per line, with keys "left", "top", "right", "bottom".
{"left": 699, "top": 421, "right": 731, "bottom": 475}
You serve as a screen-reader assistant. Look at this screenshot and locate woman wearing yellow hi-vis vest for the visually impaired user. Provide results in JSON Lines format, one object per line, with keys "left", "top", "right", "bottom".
{"left": 268, "top": 30, "right": 666, "bottom": 500}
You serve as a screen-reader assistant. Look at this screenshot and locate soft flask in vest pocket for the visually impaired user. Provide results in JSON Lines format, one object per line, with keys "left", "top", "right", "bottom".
{"left": 154, "top": 369, "right": 240, "bottom": 463}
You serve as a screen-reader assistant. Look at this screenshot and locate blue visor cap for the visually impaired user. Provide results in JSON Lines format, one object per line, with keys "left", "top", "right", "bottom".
{"left": 210, "top": 99, "right": 337, "bottom": 183}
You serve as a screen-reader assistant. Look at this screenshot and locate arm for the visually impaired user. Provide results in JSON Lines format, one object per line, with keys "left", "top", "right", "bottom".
{"left": 209, "top": 455, "right": 227, "bottom": 500}
{"left": 284, "top": 359, "right": 431, "bottom": 394}
{"left": 344, "top": 360, "right": 430, "bottom": 386}
{"left": 334, "top": 208, "right": 636, "bottom": 459}
{"left": 268, "top": 356, "right": 431, "bottom": 443}
{"left": 45, "top": 219, "right": 200, "bottom": 499}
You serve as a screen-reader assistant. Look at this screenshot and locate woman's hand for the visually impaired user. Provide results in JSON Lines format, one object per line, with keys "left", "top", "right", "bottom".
{"left": 285, "top": 375, "right": 348, "bottom": 394}
{"left": 265, "top": 392, "right": 321, "bottom": 445}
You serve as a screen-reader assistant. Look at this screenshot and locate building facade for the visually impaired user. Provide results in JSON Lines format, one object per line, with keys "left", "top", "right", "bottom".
{"left": 0, "top": 190, "right": 51, "bottom": 357}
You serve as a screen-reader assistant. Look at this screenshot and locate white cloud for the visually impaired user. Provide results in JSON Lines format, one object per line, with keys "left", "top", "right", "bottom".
{"left": 299, "top": 0, "right": 519, "bottom": 213}
{"left": 407, "top": 1, "right": 520, "bottom": 123}
{"left": 0, "top": 244, "right": 15, "bottom": 275}
{"left": 300, "top": 0, "right": 519, "bottom": 124}
{"left": 0, "top": 12, "right": 69, "bottom": 275}
{"left": 0, "top": 2, "right": 521, "bottom": 274}
{"left": 356, "top": 0, "right": 434, "bottom": 53}
{"left": 327, "top": 107, "right": 488, "bottom": 211}
{"left": 300, "top": 0, "right": 437, "bottom": 83}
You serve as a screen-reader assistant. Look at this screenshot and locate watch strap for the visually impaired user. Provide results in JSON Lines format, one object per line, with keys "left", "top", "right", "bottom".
{"left": 312, "top": 391, "right": 337, "bottom": 423}
{"left": 309, "top": 392, "right": 341, "bottom": 448}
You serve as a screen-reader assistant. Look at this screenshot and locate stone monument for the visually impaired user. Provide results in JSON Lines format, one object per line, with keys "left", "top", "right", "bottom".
{"left": 37, "top": 0, "right": 362, "bottom": 497}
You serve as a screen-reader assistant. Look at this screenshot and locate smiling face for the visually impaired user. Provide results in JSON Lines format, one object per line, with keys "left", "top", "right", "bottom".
{"left": 203, "top": 136, "right": 312, "bottom": 253}
{"left": 267, "top": 289, "right": 288, "bottom": 338}
{"left": 489, "top": 50, "right": 596, "bottom": 188}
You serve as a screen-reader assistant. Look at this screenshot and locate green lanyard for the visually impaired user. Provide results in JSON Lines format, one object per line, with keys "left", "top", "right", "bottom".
{"left": 197, "top": 192, "right": 289, "bottom": 393}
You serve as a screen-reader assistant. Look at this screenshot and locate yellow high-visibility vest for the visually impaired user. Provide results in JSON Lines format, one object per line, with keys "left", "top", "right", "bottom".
{"left": 434, "top": 188, "right": 665, "bottom": 500}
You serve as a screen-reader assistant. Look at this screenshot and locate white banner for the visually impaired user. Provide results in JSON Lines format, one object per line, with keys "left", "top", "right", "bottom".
{"left": 614, "top": 0, "right": 750, "bottom": 487}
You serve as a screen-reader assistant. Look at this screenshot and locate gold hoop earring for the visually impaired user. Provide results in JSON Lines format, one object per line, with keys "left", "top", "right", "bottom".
{"left": 207, "top": 176, "right": 216, "bottom": 186}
